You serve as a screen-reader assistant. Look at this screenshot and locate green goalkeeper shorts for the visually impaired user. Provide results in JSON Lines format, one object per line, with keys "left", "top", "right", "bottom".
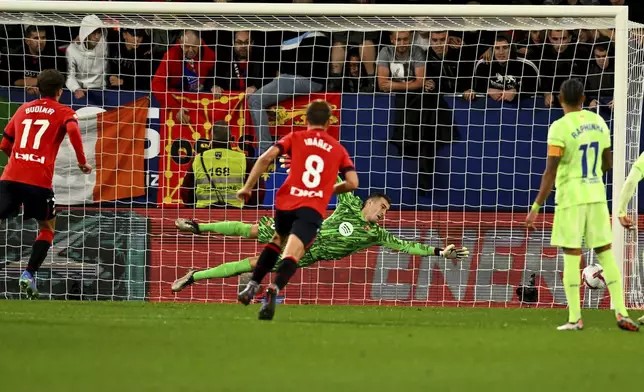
{"left": 256, "top": 216, "right": 276, "bottom": 244}
{"left": 551, "top": 202, "right": 612, "bottom": 249}
{"left": 256, "top": 216, "right": 316, "bottom": 268}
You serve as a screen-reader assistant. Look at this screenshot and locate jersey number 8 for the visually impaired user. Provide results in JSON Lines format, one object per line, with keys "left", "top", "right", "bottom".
{"left": 302, "top": 154, "right": 324, "bottom": 189}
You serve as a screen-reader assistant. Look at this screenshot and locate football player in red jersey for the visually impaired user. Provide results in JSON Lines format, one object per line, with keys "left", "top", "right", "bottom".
{"left": 0, "top": 69, "right": 92, "bottom": 299}
{"left": 236, "top": 100, "right": 358, "bottom": 320}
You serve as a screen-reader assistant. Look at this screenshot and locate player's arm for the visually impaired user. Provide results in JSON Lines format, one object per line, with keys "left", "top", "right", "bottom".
{"left": 334, "top": 170, "right": 358, "bottom": 194}
{"left": 239, "top": 135, "right": 290, "bottom": 198}
{"left": 243, "top": 146, "right": 280, "bottom": 190}
{"left": 601, "top": 147, "right": 612, "bottom": 172}
{"left": 333, "top": 147, "right": 358, "bottom": 194}
{"left": 0, "top": 116, "right": 15, "bottom": 157}
{"left": 618, "top": 165, "right": 642, "bottom": 219}
{"left": 335, "top": 175, "right": 362, "bottom": 206}
{"left": 65, "top": 118, "right": 90, "bottom": 173}
{"left": 532, "top": 145, "right": 562, "bottom": 208}
{"left": 376, "top": 227, "right": 469, "bottom": 260}
{"left": 617, "top": 153, "right": 644, "bottom": 224}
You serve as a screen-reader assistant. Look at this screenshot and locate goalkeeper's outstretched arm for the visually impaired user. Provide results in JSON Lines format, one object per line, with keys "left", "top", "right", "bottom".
{"left": 376, "top": 227, "right": 469, "bottom": 260}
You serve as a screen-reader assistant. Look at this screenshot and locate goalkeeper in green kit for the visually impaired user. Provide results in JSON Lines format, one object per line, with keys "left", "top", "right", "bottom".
{"left": 525, "top": 79, "right": 638, "bottom": 332}
{"left": 172, "top": 173, "right": 469, "bottom": 292}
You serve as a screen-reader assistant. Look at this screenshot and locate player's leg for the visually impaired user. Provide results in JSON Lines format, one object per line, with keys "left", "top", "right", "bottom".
{"left": 19, "top": 185, "right": 57, "bottom": 299}
{"left": 238, "top": 212, "right": 291, "bottom": 305}
{"left": 171, "top": 256, "right": 258, "bottom": 292}
{"left": 259, "top": 208, "right": 322, "bottom": 320}
{"left": 551, "top": 205, "right": 584, "bottom": 330}
{"left": 0, "top": 180, "right": 21, "bottom": 223}
{"left": 171, "top": 217, "right": 276, "bottom": 291}
{"left": 175, "top": 217, "right": 259, "bottom": 239}
{"left": 588, "top": 203, "right": 639, "bottom": 331}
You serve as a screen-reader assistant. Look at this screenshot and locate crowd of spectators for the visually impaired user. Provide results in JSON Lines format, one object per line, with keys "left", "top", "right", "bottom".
{"left": 0, "top": 0, "right": 632, "bottom": 203}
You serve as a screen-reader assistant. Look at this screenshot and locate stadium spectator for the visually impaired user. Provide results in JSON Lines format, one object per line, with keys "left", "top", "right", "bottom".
{"left": 424, "top": 31, "right": 470, "bottom": 97}
{"left": 9, "top": 25, "right": 58, "bottom": 95}
{"left": 377, "top": 31, "right": 425, "bottom": 168}
{"left": 376, "top": 31, "right": 424, "bottom": 94}
{"left": 214, "top": 31, "right": 265, "bottom": 95}
{"left": 247, "top": 31, "right": 330, "bottom": 155}
{"left": 585, "top": 39, "right": 614, "bottom": 110}
{"left": 539, "top": 29, "right": 589, "bottom": 106}
{"left": 470, "top": 33, "right": 539, "bottom": 102}
{"left": 343, "top": 48, "right": 374, "bottom": 93}
{"left": 181, "top": 121, "right": 263, "bottom": 208}
{"left": 329, "top": 30, "right": 377, "bottom": 92}
{"left": 151, "top": 30, "right": 216, "bottom": 125}
{"left": 517, "top": 30, "right": 545, "bottom": 58}
{"left": 107, "top": 28, "right": 153, "bottom": 91}
{"left": 65, "top": 14, "right": 107, "bottom": 100}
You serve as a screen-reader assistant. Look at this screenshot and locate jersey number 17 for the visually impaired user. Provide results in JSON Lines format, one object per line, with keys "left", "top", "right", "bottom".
{"left": 19, "top": 119, "right": 50, "bottom": 150}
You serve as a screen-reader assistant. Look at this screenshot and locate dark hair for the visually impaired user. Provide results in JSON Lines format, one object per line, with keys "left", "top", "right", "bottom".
{"left": 363, "top": 192, "right": 392, "bottom": 208}
{"left": 210, "top": 120, "right": 230, "bottom": 148}
{"left": 37, "top": 69, "right": 65, "bottom": 98}
{"left": 122, "top": 28, "right": 146, "bottom": 38}
{"left": 593, "top": 38, "right": 611, "bottom": 54}
{"left": 559, "top": 78, "right": 585, "bottom": 106}
{"left": 24, "top": 25, "right": 44, "bottom": 38}
{"left": 306, "top": 100, "right": 332, "bottom": 127}
{"left": 495, "top": 32, "right": 512, "bottom": 44}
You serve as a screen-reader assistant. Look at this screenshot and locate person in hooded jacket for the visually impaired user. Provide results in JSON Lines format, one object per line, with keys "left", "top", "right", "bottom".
{"left": 468, "top": 33, "right": 539, "bottom": 103}
{"left": 65, "top": 14, "right": 107, "bottom": 100}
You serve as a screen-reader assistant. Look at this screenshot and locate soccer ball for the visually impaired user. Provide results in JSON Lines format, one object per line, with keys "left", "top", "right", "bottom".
{"left": 582, "top": 264, "right": 606, "bottom": 290}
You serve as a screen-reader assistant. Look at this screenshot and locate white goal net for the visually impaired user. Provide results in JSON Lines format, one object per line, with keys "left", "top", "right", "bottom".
{"left": 0, "top": 2, "right": 643, "bottom": 308}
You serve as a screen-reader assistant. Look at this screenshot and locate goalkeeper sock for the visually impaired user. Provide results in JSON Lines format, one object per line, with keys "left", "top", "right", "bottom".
{"left": 274, "top": 257, "right": 298, "bottom": 290}
{"left": 596, "top": 249, "right": 629, "bottom": 317}
{"left": 562, "top": 253, "right": 582, "bottom": 323}
{"left": 198, "top": 221, "right": 252, "bottom": 238}
{"left": 193, "top": 258, "right": 253, "bottom": 281}
{"left": 251, "top": 243, "right": 281, "bottom": 284}
{"left": 27, "top": 228, "right": 54, "bottom": 274}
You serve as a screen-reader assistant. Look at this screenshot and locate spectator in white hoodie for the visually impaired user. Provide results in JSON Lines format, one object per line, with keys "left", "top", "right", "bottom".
{"left": 65, "top": 14, "right": 107, "bottom": 99}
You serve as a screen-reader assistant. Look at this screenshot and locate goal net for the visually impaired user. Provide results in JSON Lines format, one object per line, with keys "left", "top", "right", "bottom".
{"left": 0, "top": 2, "right": 643, "bottom": 308}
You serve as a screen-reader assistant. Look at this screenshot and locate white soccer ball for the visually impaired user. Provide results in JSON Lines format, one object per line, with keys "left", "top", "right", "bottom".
{"left": 582, "top": 264, "right": 606, "bottom": 290}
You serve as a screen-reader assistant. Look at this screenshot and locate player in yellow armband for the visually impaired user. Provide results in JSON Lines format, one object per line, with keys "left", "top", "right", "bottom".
{"left": 525, "top": 79, "right": 638, "bottom": 332}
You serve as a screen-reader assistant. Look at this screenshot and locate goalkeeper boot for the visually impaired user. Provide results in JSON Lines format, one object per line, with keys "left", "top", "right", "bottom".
{"left": 258, "top": 284, "right": 278, "bottom": 321}
{"left": 638, "top": 315, "right": 644, "bottom": 325}
{"left": 19, "top": 270, "right": 39, "bottom": 299}
{"left": 175, "top": 218, "right": 200, "bottom": 234}
{"left": 617, "top": 314, "right": 639, "bottom": 332}
{"left": 237, "top": 280, "right": 259, "bottom": 306}
{"left": 557, "top": 319, "right": 583, "bottom": 331}
{"left": 171, "top": 269, "right": 196, "bottom": 292}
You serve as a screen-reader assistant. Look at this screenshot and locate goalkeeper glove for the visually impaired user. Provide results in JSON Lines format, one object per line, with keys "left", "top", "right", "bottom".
{"left": 440, "top": 244, "right": 469, "bottom": 260}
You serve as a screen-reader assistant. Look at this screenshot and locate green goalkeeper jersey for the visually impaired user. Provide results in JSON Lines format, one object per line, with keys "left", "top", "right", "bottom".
{"left": 547, "top": 110, "right": 611, "bottom": 208}
{"left": 256, "top": 178, "right": 437, "bottom": 267}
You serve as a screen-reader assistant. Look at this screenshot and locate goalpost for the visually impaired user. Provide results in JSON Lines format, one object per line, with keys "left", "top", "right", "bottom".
{"left": 0, "top": 1, "right": 642, "bottom": 308}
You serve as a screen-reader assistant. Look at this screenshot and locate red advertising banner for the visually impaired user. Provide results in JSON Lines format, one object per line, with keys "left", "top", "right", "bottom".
{"left": 157, "top": 92, "right": 341, "bottom": 205}
{"left": 147, "top": 210, "right": 614, "bottom": 308}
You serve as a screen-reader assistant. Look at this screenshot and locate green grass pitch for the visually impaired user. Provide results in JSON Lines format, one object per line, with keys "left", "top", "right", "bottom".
{"left": 0, "top": 301, "right": 641, "bottom": 392}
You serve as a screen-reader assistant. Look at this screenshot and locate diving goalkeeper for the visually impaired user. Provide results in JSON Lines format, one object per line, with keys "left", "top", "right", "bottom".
{"left": 171, "top": 178, "right": 469, "bottom": 292}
